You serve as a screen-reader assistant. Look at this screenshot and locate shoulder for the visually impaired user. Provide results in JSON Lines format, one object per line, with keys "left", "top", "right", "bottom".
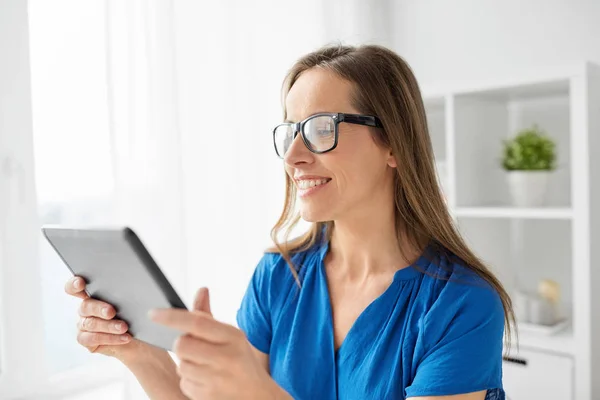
{"left": 244, "top": 246, "right": 321, "bottom": 320}
{"left": 250, "top": 245, "right": 322, "bottom": 297}
{"left": 405, "top": 253, "right": 506, "bottom": 396}
{"left": 253, "top": 251, "right": 287, "bottom": 277}
{"left": 417, "top": 254, "right": 505, "bottom": 341}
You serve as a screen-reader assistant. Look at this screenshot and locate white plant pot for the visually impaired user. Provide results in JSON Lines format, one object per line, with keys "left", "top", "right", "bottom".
{"left": 506, "top": 171, "right": 551, "bottom": 207}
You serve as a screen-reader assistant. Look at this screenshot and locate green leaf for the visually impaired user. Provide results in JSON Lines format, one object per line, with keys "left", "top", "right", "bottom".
{"left": 501, "top": 125, "right": 556, "bottom": 171}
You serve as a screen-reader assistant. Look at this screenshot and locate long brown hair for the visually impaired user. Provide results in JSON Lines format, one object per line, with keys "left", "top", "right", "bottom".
{"left": 269, "top": 44, "right": 515, "bottom": 343}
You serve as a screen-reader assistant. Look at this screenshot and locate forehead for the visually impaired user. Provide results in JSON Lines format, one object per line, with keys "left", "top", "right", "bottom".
{"left": 285, "top": 68, "right": 355, "bottom": 122}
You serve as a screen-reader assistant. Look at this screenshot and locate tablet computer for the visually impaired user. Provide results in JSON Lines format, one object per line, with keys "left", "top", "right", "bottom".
{"left": 41, "top": 225, "right": 188, "bottom": 351}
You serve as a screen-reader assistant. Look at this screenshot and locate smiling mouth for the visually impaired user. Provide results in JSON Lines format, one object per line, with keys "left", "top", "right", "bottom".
{"left": 295, "top": 178, "right": 331, "bottom": 190}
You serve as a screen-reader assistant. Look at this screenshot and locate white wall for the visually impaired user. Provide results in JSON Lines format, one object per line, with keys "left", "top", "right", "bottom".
{"left": 392, "top": 0, "right": 600, "bottom": 86}
{"left": 321, "top": 0, "right": 393, "bottom": 48}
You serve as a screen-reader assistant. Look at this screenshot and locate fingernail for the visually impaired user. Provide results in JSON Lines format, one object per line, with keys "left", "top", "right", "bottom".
{"left": 120, "top": 335, "right": 130, "bottom": 342}
{"left": 102, "top": 308, "right": 109, "bottom": 318}
{"left": 114, "top": 322, "right": 124, "bottom": 331}
{"left": 147, "top": 309, "right": 158, "bottom": 320}
{"left": 73, "top": 279, "right": 82, "bottom": 289}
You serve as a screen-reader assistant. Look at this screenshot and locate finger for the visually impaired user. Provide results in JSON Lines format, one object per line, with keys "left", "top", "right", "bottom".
{"left": 77, "top": 331, "right": 131, "bottom": 347}
{"left": 149, "top": 309, "right": 233, "bottom": 343}
{"left": 193, "top": 287, "right": 212, "bottom": 316}
{"left": 65, "top": 277, "right": 89, "bottom": 299}
{"left": 177, "top": 360, "right": 213, "bottom": 385}
{"left": 78, "top": 316, "right": 128, "bottom": 334}
{"left": 192, "top": 288, "right": 204, "bottom": 311}
{"left": 79, "top": 298, "right": 117, "bottom": 320}
{"left": 179, "top": 378, "right": 204, "bottom": 399}
{"left": 173, "top": 334, "right": 222, "bottom": 366}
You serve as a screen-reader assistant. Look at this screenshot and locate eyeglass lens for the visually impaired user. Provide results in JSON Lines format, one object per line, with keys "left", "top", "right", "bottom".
{"left": 274, "top": 115, "right": 335, "bottom": 157}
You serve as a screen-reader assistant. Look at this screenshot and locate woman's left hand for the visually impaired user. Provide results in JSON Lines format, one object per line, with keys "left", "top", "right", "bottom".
{"left": 149, "top": 288, "right": 286, "bottom": 400}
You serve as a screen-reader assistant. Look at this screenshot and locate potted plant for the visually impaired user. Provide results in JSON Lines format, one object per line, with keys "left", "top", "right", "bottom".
{"left": 502, "top": 125, "right": 556, "bottom": 207}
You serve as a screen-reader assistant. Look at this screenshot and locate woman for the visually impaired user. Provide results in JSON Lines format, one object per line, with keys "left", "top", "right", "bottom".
{"left": 65, "top": 44, "right": 514, "bottom": 400}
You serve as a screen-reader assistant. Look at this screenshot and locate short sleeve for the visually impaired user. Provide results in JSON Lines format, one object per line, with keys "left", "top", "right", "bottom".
{"left": 236, "top": 254, "right": 274, "bottom": 354}
{"left": 405, "top": 277, "right": 505, "bottom": 398}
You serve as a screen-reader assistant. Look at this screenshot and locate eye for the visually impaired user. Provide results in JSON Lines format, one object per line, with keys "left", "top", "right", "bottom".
{"left": 317, "top": 128, "right": 333, "bottom": 136}
{"left": 314, "top": 120, "right": 334, "bottom": 136}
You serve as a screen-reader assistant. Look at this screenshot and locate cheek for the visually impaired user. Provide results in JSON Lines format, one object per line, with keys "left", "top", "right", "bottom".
{"left": 341, "top": 166, "right": 391, "bottom": 208}
{"left": 343, "top": 166, "right": 381, "bottom": 192}
{"left": 328, "top": 148, "right": 388, "bottom": 192}
{"left": 329, "top": 160, "right": 372, "bottom": 194}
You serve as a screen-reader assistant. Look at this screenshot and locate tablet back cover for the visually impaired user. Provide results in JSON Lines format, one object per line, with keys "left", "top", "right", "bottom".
{"left": 42, "top": 226, "right": 187, "bottom": 351}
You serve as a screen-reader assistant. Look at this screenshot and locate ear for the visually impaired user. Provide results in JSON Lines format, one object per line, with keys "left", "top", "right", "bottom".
{"left": 386, "top": 150, "right": 397, "bottom": 168}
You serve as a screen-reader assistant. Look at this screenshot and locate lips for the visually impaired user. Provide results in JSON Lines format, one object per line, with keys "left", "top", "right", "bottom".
{"left": 295, "top": 178, "right": 331, "bottom": 190}
{"left": 293, "top": 175, "right": 332, "bottom": 197}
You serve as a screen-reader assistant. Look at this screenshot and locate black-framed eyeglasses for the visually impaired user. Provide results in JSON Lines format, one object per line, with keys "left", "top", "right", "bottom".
{"left": 272, "top": 112, "right": 383, "bottom": 158}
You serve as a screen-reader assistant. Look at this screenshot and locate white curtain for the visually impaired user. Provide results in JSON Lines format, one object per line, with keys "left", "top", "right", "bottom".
{"left": 0, "top": 1, "right": 46, "bottom": 395}
{"left": 105, "top": 0, "right": 187, "bottom": 297}
{"left": 104, "top": 2, "right": 188, "bottom": 397}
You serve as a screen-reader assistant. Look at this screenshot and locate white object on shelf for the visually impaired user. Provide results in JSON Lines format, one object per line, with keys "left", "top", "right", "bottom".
{"left": 513, "top": 291, "right": 530, "bottom": 322}
{"left": 518, "top": 319, "right": 570, "bottom": 336}
{"left": 506, "top": 170, "right": 551, "bottom": 207}
{"left": 507, "top": 325, "right": 575, "bottom": 356}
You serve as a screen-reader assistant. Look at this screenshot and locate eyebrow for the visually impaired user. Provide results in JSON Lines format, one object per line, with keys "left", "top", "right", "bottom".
{"left": 284, "top": 111, "right": 332, "bottom": 124}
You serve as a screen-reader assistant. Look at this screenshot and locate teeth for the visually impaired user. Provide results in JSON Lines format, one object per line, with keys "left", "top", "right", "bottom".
{"left": 297, "top": 179, "right": 329, "bottom": 190}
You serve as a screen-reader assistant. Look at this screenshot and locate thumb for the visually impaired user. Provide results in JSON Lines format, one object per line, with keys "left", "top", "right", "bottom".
{"left": 193, "top": 287, "right": 212, "bottom": 316}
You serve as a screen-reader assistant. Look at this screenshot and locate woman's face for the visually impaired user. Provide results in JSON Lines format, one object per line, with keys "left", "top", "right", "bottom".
{"left": 284, "top": 68, "right": 397, "bottom": 223}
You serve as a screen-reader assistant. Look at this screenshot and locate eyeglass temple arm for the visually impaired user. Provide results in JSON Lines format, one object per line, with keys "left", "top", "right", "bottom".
{"left": 338, "top": 113, "right": 383, "bottom": 128}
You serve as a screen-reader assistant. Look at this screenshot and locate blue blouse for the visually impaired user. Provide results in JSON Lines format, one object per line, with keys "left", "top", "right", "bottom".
{"left": 236, "top": 240, "right": 505, "bottom": 399}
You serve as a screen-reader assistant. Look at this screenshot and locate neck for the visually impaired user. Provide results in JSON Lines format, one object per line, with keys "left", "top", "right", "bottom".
{"left": 327, "top": 199, "right": 420, "bottom": 281}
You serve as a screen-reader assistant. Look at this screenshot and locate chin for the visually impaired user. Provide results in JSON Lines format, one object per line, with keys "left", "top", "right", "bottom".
{"left": 299, "top": 206, "right": 332, "bottom": 223}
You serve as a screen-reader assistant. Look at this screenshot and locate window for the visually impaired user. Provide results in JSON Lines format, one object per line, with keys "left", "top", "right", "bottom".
{"left": 28, "top": 0, "right": 117, "bottom": 378}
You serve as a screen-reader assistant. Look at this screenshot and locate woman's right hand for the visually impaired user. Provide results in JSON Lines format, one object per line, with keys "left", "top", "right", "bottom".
{"left": 65, "top": 276, "right": 188, "bottom": 399}
{"left": 64, "top": 276, "right": 145, "bottom": 361}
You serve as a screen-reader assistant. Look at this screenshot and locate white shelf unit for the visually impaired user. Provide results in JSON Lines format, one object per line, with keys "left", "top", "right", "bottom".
{"left": 422, "top": 62, "right": 600, "bottom": 400}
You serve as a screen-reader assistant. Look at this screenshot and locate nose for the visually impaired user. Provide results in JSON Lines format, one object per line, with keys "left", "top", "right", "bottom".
{"left": 284, "top": 131, "right": 314, "bottom": 167}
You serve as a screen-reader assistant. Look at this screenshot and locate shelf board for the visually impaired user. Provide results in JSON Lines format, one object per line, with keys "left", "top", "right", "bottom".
{"left": 453, "top": 207, "right": 573, "bottom": 220}
{"left": 506, "top": 324, "right": 575, "bottom": 357}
